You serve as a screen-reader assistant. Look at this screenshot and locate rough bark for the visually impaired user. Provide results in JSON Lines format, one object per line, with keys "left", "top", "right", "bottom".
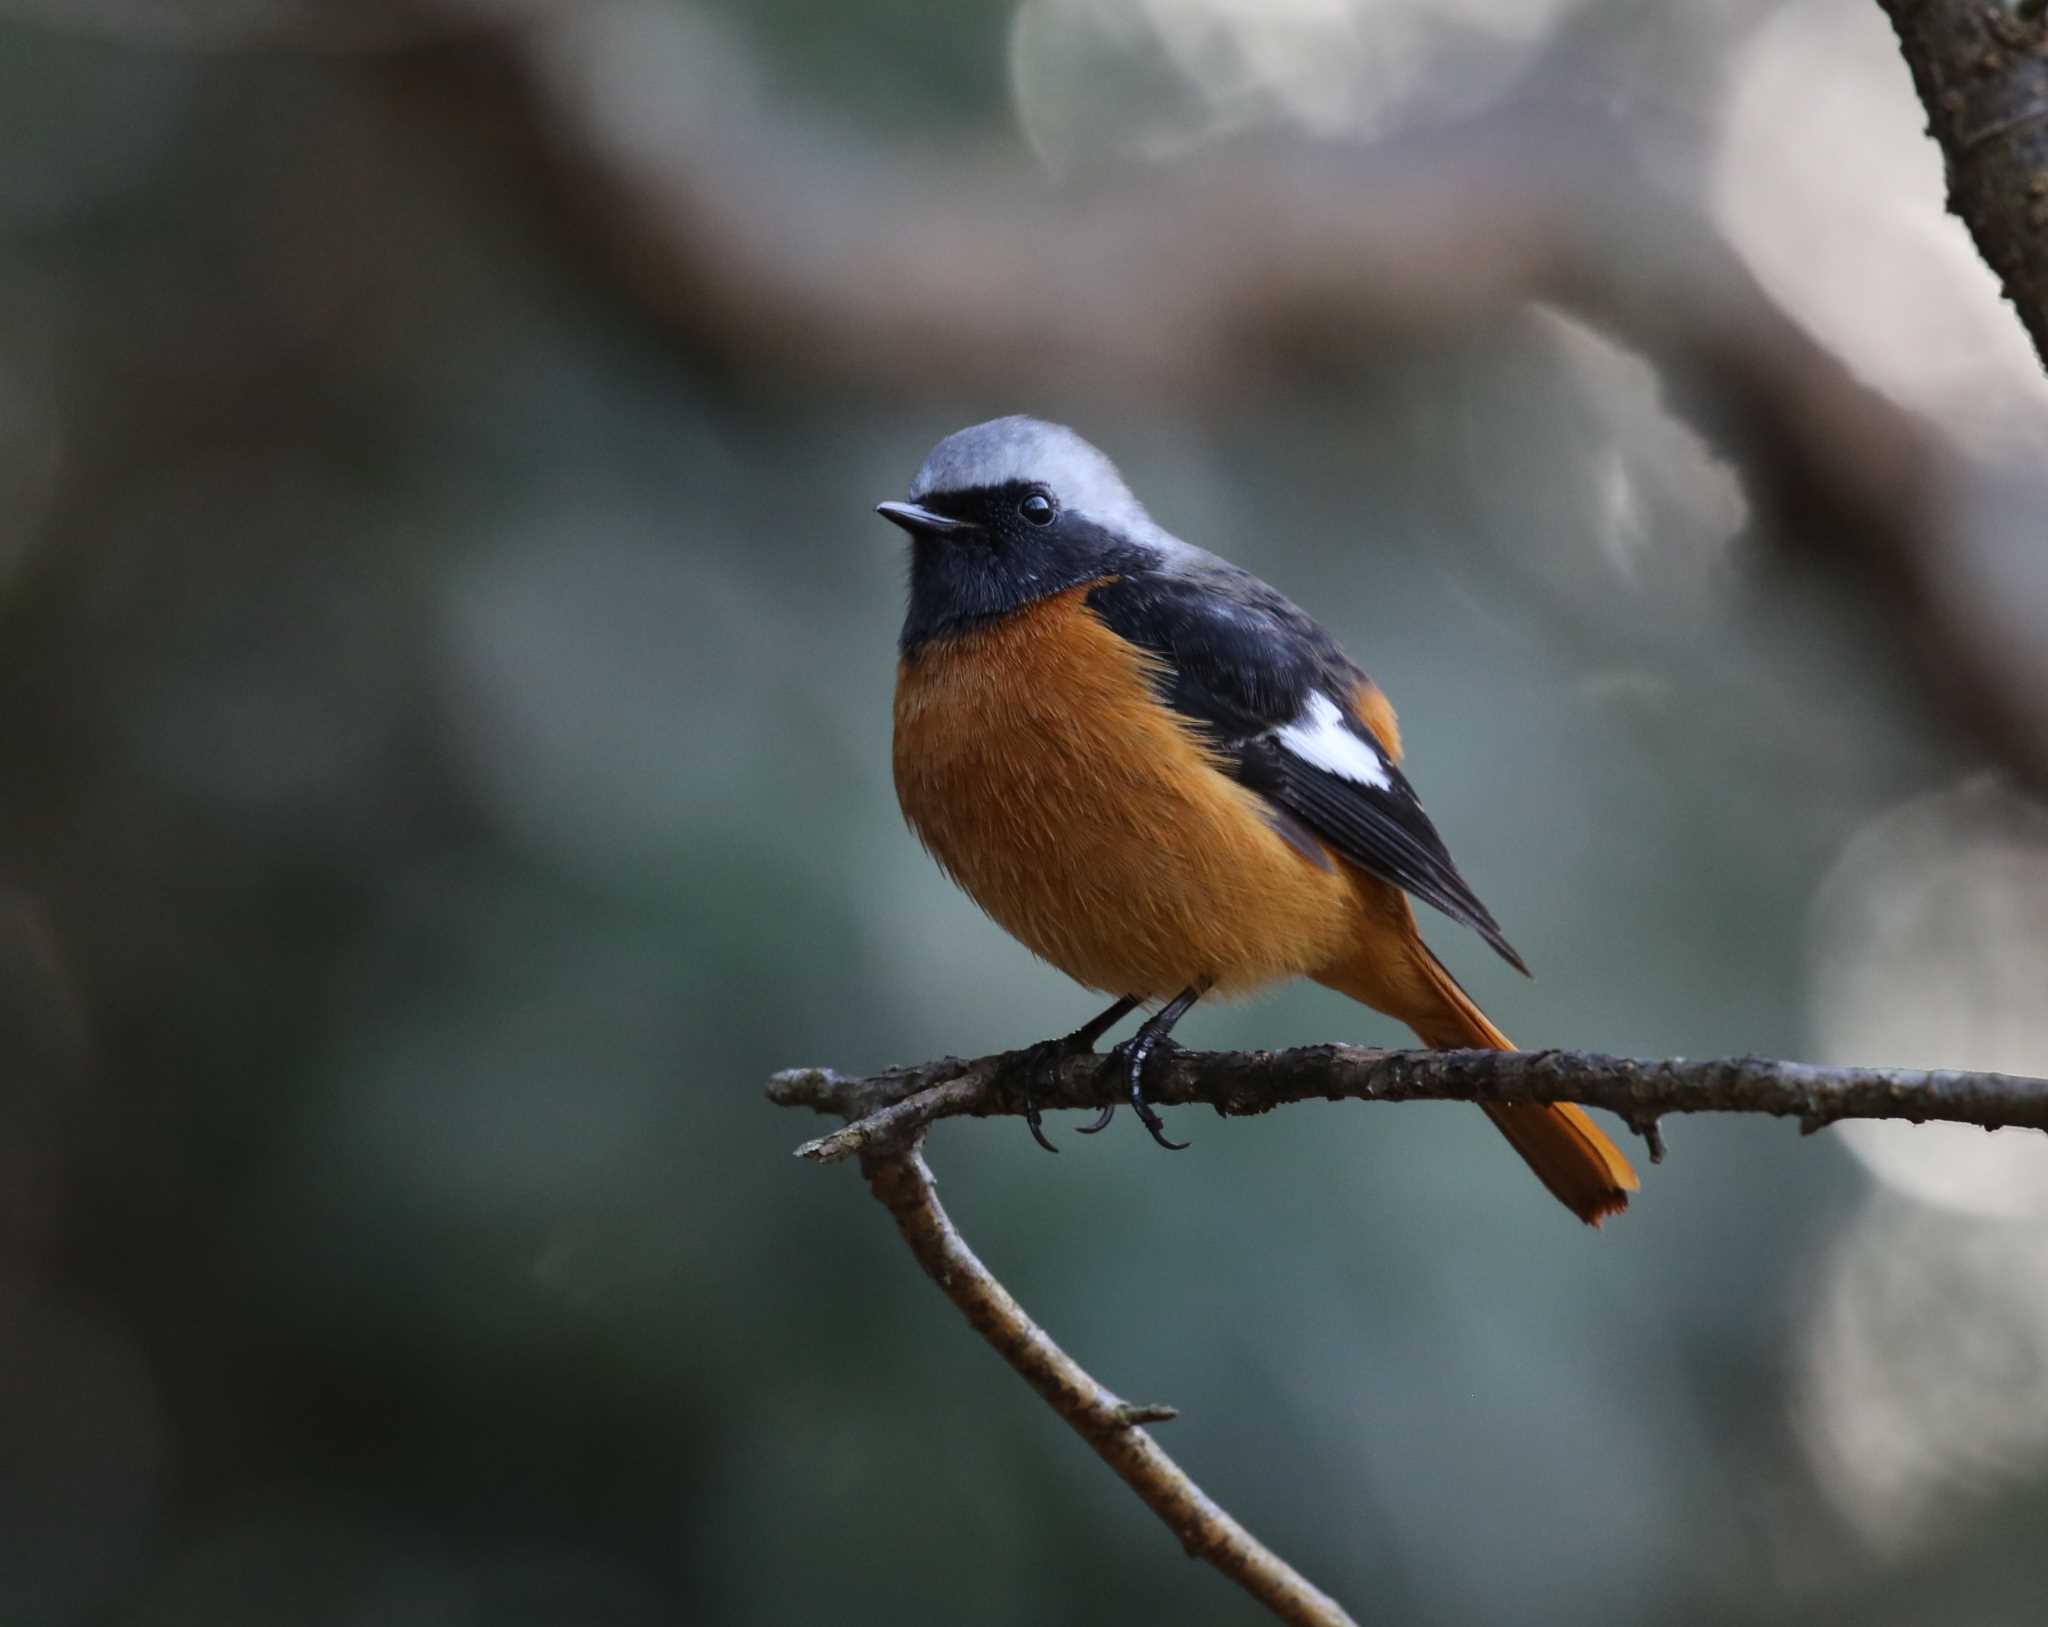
{"left": 770, "top": 1045, "right": 2048, "bottom": 1165}
{"left": 1879, "top": 0, "right": 2048, "bottom": 373}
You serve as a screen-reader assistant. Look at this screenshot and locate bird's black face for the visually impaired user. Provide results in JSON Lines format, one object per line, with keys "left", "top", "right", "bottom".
{"left": 882, "top": 479, "right": 1154, "bottom": 657}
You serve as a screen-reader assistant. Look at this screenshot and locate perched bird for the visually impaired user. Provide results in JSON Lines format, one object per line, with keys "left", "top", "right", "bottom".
{"left": 878, "top": 417, "right": 1638, "bottom": 1224}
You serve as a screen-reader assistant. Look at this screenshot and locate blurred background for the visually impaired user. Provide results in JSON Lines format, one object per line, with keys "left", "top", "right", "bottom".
{"left": 4, "top": 0, "right": 2048, "bottom": 1622}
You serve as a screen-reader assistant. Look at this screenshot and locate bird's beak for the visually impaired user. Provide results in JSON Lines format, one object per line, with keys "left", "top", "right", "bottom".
{"left": 875, "top": 500, "right": 971, "bottom": 537}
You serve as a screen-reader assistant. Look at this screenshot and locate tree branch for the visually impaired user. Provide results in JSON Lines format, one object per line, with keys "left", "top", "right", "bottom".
{"left": 1878, "top": 0, "right": 2048, "bottom": 374}
{"left": 777, "top": 1044, "right": 2047, "bottom": 1625}
{"left": 858, "top": 1134, "right": 1358, "bottom": 1627}
{"left": 769, "top": 1045, "right": 2048, "bottom": 1165}
{"left": 464, "top": 6, "right": 2048, "bottom": 790}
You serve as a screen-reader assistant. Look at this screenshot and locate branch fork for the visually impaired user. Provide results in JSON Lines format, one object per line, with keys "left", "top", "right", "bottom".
{"left": 771, "top": 1042, "right": 2048, "bottom": 1625}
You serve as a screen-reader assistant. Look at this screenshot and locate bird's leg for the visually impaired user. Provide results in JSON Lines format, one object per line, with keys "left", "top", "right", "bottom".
{"left": 1103, "top": 986, "right": 1203, "bottom": 1151}
{"left": 1075, "top": 997, "right": 1147, "bottom": 1136}
{"left": 995, "top": 995, "right": 1140, "bottom": 1152}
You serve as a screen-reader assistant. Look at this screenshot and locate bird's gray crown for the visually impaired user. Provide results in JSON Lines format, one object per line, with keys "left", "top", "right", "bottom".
{"left": 909, "top": 416, "right": 1158, "bottom": 537}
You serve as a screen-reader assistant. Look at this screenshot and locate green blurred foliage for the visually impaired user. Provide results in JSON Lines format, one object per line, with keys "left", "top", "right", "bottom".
{"left": 696, "top": 0, "right": 1018, "bottom": 132}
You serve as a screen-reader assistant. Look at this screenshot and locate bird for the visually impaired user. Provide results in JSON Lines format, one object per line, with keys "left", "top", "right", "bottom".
{"left": 876, "top": 416, "right": 1638, "bottom": 1224}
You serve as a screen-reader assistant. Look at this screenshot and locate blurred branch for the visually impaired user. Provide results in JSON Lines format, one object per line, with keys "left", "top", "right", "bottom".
{"left": 1878, "top": 0, "right": 2048, "bottom": 375}
{"left": 859, "top": 1134, "right": 1357, "bottom": 1627}
{"left": 770, "top": 1045, "right": 2048, "bottom": 1164}
{"left": 459, "top": 2, "right": 2048, "bottom": 787}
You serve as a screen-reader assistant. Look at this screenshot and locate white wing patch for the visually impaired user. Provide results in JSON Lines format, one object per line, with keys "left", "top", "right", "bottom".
{"left": 1275, "top": 691, "right": 1389, "bottom": 790}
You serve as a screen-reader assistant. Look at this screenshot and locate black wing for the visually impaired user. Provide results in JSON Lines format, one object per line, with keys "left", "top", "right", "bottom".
{"left": 1086, "top": 570, "right": 1528, "bottom": 974}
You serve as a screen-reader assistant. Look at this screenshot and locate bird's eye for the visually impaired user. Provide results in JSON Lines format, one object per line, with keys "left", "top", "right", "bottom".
{"left": 1019, "top": 493, "right": 1055, "bottom": 526}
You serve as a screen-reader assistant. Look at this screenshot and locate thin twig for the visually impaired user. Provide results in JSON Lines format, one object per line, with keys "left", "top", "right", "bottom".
{"left": 859, "top": 1134, "right": 1358, "bottom": 1627}
{"left": 769, "top": 1045, "right": 2048, "bottom": 1163}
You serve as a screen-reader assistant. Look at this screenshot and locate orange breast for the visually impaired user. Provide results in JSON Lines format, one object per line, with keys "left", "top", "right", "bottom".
{"left": 892, "top": 582, "right": 1361, "bottom": 999}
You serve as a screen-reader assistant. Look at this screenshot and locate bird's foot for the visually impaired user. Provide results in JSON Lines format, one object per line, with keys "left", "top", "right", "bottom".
{"left": 993, "top": 997, "right": 1139, "bottom": 1153}
{"left": 993, "top": 1037, "right": 1079, "bottom": 1153}
{"left": 1103, "top": 1033, "right": 1190, "bottom": 1151}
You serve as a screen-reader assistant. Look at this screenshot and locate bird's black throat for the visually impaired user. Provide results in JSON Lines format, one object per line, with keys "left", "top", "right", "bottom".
{"left": 896, "top": 482, "right": 1155, "bottom": 658}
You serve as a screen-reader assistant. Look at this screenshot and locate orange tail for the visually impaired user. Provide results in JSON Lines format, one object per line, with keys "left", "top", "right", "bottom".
{"left": 1319, "top": 938, "right": 1638, "bottom": 1226}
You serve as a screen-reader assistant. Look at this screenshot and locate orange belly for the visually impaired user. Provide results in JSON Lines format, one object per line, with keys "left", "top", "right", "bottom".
{"left": 893, "top": 581, "right": 1360, "bottom": 999}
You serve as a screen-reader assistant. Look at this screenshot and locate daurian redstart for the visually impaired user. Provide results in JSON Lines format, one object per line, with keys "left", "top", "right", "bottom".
{"left": 878, "top": 417, "right": 1638, "bottom": 1224}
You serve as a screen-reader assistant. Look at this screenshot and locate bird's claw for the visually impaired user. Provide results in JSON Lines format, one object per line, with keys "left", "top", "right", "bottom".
{"left": 994, "top": 1037, "right": 1074, "bottom": 1153}
{"left": 1106, "top": 1035, "right": 1190, "bottom": 1151}
{"left": 993, "top": 996, "right": 1141, "bottom": 1152}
